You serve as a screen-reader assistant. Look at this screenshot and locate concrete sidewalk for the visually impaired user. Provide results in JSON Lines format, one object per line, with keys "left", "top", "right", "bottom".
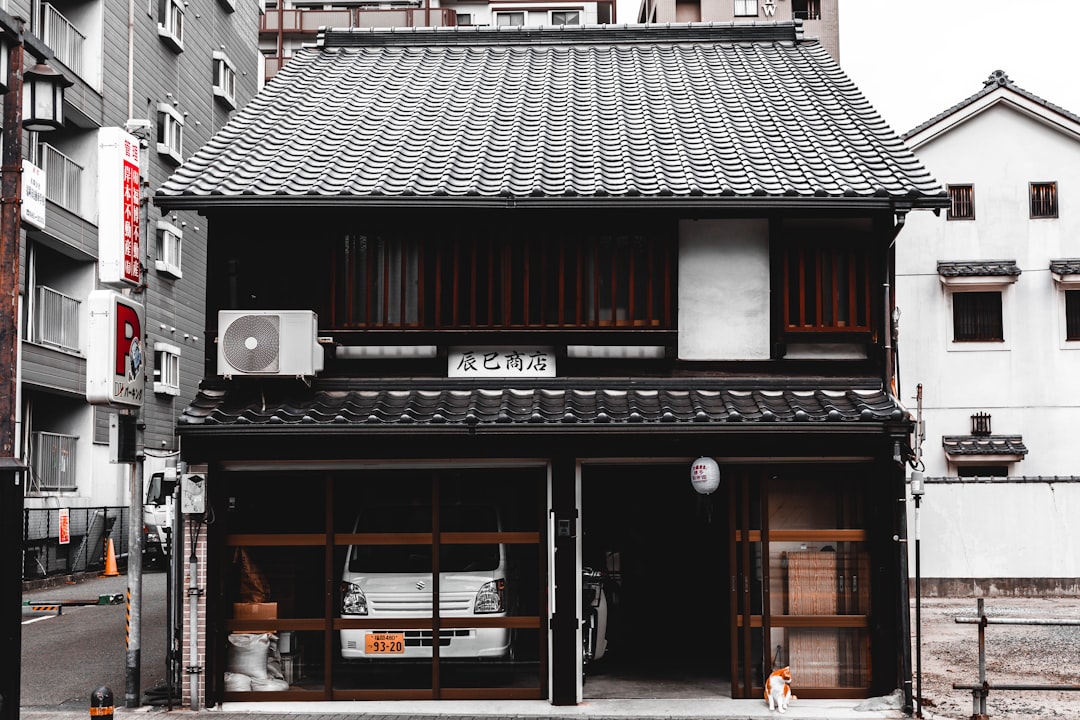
{"left": 21, "top": 695, "right": 909, "bottom": 720}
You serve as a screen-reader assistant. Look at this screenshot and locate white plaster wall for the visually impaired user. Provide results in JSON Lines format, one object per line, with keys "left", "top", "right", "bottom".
{"left": 677, "top": 218, "right": 770, "bottom": 360}
{"left": 910, "top": 481, "right": 1080, "bottom": 579}
{"left": 897, "top": 104, "right": 1080, "bottom": 478}
{"left": 897, "top": 101, "right": 1080, "bottom": 581}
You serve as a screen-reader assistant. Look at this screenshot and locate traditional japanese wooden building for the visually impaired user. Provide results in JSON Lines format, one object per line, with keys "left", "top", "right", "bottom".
{"left": 155, "top": 20, "right": 948, "bottom": 710}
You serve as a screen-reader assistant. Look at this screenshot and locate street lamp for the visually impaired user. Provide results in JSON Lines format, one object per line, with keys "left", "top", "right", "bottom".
{"left": 22, "top": 60, "right": 71, "bottom": 130}
{"left": 911, "top": 468, "right": 925, "bottom": 718}
{"left": 0, "top": 11, "right": 71, "bottom": 720}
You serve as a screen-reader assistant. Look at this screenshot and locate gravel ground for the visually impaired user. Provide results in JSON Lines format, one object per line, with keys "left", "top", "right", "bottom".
{"left": 912, "top": 596, "right": 1080, "bottom": 720}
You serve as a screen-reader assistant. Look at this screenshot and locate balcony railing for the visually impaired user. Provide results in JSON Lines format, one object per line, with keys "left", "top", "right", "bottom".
{"left": 36, "top": 143, "right": 84, "bottom": 214}
{"left": 33, "top": 285, "right": 80, "bottom": 352}
{"left": 260, "top": 7, "right": 456, "bottom": 35}
{"left": 39, "top": 3, "right": 86, "bottom": 76}
{"left": 31, "top": 431, "right": 78, "bottom": 492}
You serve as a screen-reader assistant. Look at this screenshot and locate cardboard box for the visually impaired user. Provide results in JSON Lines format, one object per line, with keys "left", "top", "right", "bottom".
{"left": 233, "top": 602, "right": 277, "bottom": 634}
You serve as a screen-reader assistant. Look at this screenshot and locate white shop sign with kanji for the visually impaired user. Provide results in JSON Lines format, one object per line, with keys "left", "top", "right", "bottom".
{"left": 448, "top": 347, "right": 555, "bottom": 378}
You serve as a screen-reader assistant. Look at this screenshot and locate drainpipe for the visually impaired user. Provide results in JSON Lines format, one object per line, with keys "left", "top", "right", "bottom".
{"left": 128, "top": 0, "right": 134, "bottom": 118}
{"left": 885, "top": 209, "right": 908, "bottom": 396}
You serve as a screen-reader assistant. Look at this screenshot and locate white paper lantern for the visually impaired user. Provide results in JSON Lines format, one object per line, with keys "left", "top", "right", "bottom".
{"left": 690, "top": 456, "right": 721, "bottom": 495}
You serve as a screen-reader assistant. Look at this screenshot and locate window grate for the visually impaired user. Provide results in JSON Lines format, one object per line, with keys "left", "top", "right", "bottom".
{"left": 1030, "top": 182, "right": 1057, "bottom": 218}
{"left": 33, "top": 285, "right": 80, "bottom": 352}
{"left": 1067, "top": 290, "right": 1080, "bottom": 340}
{"left": 952, "top": 291, "right": 1002, "bottom": 341}
{"left": 947, "top": 184, "right": 974, "bottom": 220}
{"left": 970, "top": 412, "right": 992, "bottom": 436}
{"left": 31, "top": 431, "right": 78, "bottom": 492}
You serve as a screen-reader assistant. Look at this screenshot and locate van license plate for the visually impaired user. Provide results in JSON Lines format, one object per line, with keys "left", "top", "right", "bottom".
{"left": 365, "top": 632, "right": 405, "bottom": 654}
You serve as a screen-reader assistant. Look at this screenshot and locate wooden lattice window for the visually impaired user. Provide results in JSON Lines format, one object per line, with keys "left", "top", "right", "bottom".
{"left": 782, "top": 243, "right": 871, "bottom": 333}
{"left": 1030, "top": 182, "right": 1058, "bottom": 218}
{"left": 947, "top": 184, "right": 974, "bottom": 220}
{"left": 329, "top": 230, "right": 674, "bottom": 331}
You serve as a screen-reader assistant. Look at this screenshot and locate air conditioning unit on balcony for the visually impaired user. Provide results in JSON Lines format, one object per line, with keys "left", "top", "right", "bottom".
{"left": 217, "top": 310, "right": 324, "bottom": 378}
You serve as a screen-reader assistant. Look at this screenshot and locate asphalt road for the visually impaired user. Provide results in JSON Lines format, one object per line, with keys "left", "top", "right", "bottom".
{"left": 20, "top": 566, "right": 172, "bottom": 710}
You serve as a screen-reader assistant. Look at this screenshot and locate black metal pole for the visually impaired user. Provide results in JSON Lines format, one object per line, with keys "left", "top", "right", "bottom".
{"left": 0, "top": 28, "right": 25, "bottom": 720}
{"left": 914, "top": 493, "right": 922, "bottom": 718}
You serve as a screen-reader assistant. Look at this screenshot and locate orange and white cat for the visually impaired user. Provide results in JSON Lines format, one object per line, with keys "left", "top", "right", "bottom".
{"left": 765, "top": 665, "right": 794, "bottom": 713}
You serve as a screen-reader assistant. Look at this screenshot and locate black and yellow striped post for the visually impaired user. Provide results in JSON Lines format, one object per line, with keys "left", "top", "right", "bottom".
{"left": 89, "top": 686, "right": 114, "bottom": 720}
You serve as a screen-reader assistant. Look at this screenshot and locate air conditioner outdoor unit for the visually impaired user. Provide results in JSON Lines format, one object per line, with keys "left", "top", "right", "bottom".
{"left": 217, "top": 310, "right": 324, "bottom": 378}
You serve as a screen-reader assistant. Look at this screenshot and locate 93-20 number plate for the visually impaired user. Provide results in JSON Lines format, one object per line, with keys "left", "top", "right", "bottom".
{"left": 365, "top": 632, "right": 405, "bottom": 654}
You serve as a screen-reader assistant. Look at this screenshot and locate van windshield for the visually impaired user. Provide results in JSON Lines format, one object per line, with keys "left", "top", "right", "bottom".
{"left": 347, "top": 505, "right": 500, "bottom": 573}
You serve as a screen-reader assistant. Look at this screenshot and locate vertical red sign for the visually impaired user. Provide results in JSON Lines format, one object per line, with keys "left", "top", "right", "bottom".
{"left": 59, "top": 508, "right": 70, "bottom": 545}
{"left": 122, "top": 137, "right": 141, "bottom": 286}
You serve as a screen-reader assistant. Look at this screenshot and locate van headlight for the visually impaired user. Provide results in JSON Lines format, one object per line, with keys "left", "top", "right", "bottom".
{"left": 341, "top": 582, "right": 368, "bottom": 616}
{"left": 474, "top": 579, "right": 505, "bottom": 614}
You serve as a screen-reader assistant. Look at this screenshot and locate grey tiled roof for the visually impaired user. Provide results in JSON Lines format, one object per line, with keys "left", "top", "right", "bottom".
{"left": 156, "top": 23, "right": 946, "bottom": 210}
{"left": 942, "top": 435, "right": 1028, "bottom": 456}
{"left": 937, "top": 260, "right": 1021, "bottom": 277}
{"left": 904, "top": 69, "right": 1080, "bottom": 139}
{"left": 1050, "top": 259, "right": 1080, "bottom": 275}
{"left": 178, "top": 380, "right": 907, "bottom": 429}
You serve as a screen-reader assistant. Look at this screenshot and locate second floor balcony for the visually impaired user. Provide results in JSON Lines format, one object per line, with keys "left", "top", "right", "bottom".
{"left": 32, "top": 142, "right": 84, "bottom": 216}
{"left": 37, "top": 2, "right": 87, "bottom": 76}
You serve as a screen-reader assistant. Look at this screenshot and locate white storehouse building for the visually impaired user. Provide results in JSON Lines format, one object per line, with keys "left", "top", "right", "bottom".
{"left": 897, "top": 70, "right": 1080, "bottom": 595}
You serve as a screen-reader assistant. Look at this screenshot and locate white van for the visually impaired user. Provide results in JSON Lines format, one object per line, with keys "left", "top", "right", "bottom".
{"left": 339, "top": 503, "right": 512, "bottom": 661}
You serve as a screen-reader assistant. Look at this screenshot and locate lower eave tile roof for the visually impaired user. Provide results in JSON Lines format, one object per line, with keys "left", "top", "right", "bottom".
{"left": 1050, "top": 259, "right": 1080, "bottom": 275}
{"left": 937, "top": 260, "right": 1021, "bottom": 277}
{"left": 942, "top": 435, "right": 1028, "bottom": 456}
{"left": 155, "top": 22, "right": 946, "bottom": 210}
{"left": 179, "top": 380, "right": 908, "bottom": 430}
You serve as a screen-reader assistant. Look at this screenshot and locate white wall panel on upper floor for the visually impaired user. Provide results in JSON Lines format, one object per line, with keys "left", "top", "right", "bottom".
{"left": 677, "top": 218, "right": 770, "bottom": 361}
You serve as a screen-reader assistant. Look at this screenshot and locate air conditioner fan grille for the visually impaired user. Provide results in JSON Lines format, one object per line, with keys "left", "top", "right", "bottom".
{"left": 222, "top": 314, "right": 280, "bottom": 372}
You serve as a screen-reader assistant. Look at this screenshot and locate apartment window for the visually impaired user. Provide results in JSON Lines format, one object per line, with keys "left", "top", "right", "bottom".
{"left": 952, "top": 291, "right": 1003, "bottom": 341}
{"left": 791, "top": 0, "right": 821, "bottom": 20}
{"left": 1030, "top": 182, "right": 1057, "bottom": 218}
{"left": 154, "top": 343, "right": 182, "bottom": 396}
{"left": 781, "top": 242, "right": 872, "bottom": 334}
{"left": 329, "top": 228, "right": 674, "bottom": 330}
{"left": 1066, "top": 290, "right": 1080, "bottom": 341}
{"left": 550, "top": 10, "right": 580, "bottom": 24}
{"left": 947, "top": 184, "right": 975, "bottom": 220}
{"left": 734, "top": 0, "right": 758, "bottom": 16}
{"left": 156, "top": 103, "right": 183, "bottom": 164}
{"left": 157, "top": 0, "right": 184, "bottom": 51}
{"left": 213, "top": 51, "right": 237, "bottom": 108}
{"left": 31, "top": 431, "right": 77, "bottom": 491}
{"left": 155, "top": 220, "right": 183, "bottom": 278}
{"left": 457, "top": 13, "right": 473, "bottom": 25}
{"left": 495, "top": 11, "right": 525, "bottom": 26}
{"left": 33, "top": 285, "right": 80, "bottom": 352}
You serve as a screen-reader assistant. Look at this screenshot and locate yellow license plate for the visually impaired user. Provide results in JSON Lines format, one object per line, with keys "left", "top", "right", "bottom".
{"left": 365, "top": 632, "right": 405, "bottom": 654}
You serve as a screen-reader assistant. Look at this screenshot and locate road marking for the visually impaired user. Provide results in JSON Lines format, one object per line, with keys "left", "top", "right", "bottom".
{"left": 22, "top": 614, "right": 56, "bottom": 625}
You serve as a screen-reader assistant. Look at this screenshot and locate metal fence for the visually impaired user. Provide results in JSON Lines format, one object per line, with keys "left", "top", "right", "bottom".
{"left": 22, "top": 506, "right": 130, "bottom": 581}
{"left": 953, "top": 597, "right": 1080, "bottom": 719}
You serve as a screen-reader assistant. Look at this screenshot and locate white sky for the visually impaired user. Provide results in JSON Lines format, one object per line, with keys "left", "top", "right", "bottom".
{"left": 838, "top": 1, "right": 1080, "bottom": 134}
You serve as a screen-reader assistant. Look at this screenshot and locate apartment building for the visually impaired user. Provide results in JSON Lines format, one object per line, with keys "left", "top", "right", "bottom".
{"left": 11, "top": 0, "right": 260, "bottom": 572}
{"left": 897, "top": 71, "right": 1080, "bottom": 594}
{"left": 260, "top": 0, "right": 613, "bottom": 80}
{"left": 636, "top": 0, "right": 837, "bottom": 61}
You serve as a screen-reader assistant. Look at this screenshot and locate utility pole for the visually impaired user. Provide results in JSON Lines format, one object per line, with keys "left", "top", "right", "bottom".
{"left": 0, "top": 13, "right": 70, "bottom": 720}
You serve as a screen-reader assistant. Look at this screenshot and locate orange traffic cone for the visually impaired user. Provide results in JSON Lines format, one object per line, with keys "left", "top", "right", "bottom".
{"left": 101, "top": 538, "right": 120, "bottom": 577}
